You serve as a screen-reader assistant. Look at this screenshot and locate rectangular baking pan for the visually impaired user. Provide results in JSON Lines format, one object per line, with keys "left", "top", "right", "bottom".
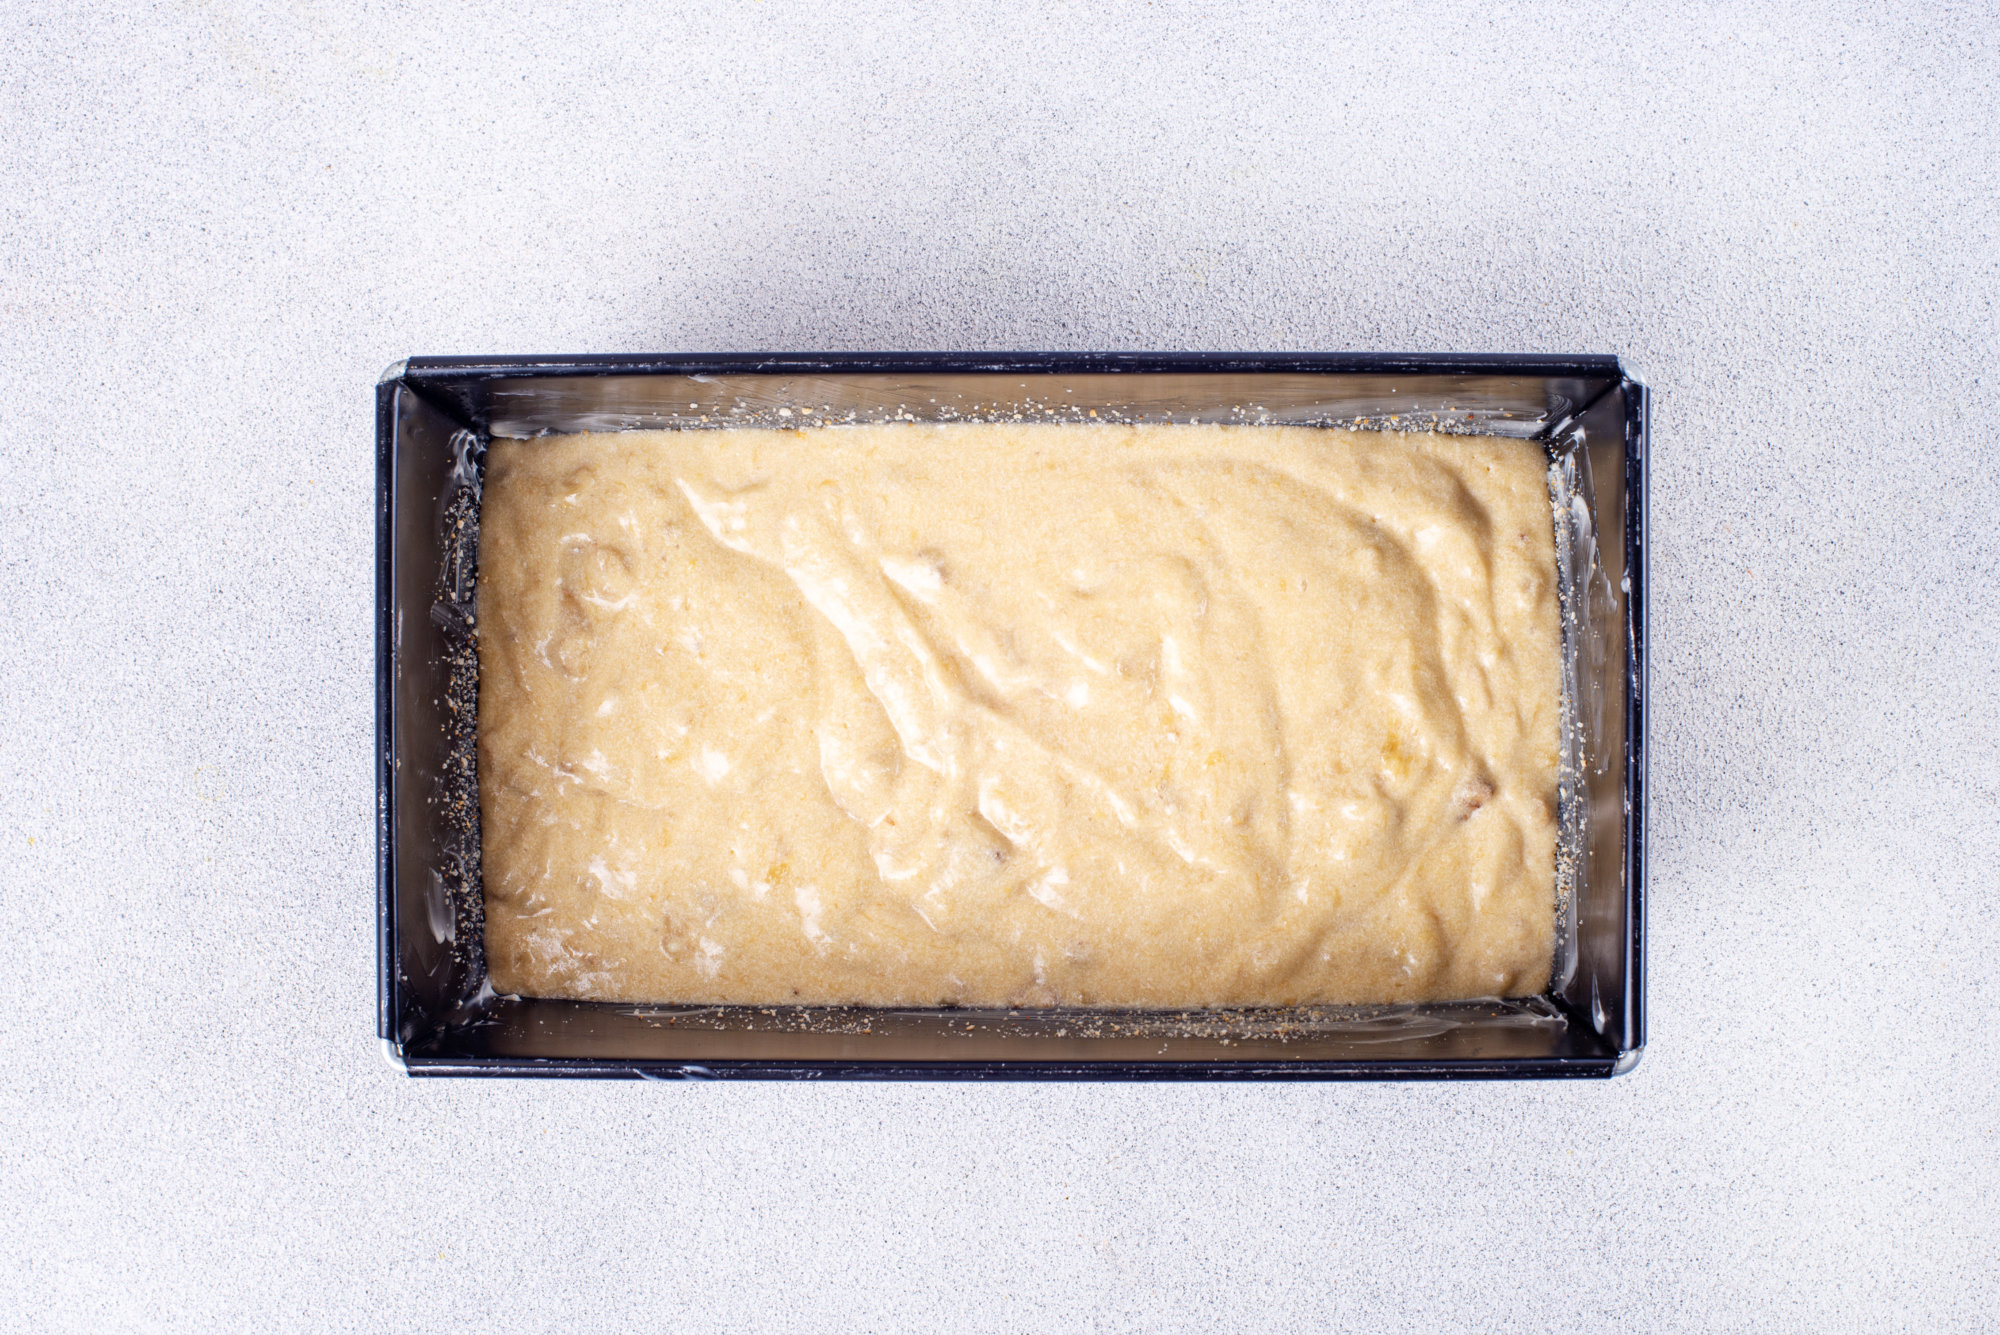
{"left": 376, "top": 353, "right": 1647, "bottom": 1079}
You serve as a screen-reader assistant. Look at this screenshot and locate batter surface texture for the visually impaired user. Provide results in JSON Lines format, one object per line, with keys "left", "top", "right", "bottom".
{"left": 477, "top": 423, "right": 1562, "bottom": 1006}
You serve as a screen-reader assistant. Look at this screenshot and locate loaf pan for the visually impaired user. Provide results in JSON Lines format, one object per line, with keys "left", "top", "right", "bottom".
{"left": 375, "top": 353, "right": 1647, "bottom": 1079}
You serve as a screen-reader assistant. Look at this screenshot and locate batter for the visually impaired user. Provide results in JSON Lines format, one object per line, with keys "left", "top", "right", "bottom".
{"left": 476, "top": 422, "right": 1562, "bottom": 1007}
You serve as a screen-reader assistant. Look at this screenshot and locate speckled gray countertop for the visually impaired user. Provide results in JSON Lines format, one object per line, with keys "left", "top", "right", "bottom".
{"left": 3, "top": 3, "right": 1995, "bottom": 1331}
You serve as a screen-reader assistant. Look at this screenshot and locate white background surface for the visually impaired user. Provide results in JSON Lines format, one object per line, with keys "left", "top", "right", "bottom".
{"left": 4, "top": 2, "right": 1996, "bottom": 1330}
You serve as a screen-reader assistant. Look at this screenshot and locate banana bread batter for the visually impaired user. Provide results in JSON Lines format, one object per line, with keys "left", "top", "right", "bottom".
{"left": 477, "top": 423, "right": 1562, "bottom": 1006}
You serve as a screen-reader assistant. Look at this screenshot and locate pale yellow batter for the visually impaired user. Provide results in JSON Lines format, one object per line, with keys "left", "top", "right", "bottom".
{"left": 477, "top": 423, "right": 1562, "bottom": 1007}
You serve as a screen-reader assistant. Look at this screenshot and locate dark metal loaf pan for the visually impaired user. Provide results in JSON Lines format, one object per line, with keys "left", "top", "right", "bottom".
{"left": 376, "top": 353, "right": 1647, "bottom": 1079}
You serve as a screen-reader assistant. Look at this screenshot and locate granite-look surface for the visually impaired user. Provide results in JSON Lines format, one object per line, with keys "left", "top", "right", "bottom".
{"left": 2, "top": 3, "right": 1994, "bottom": 1331}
